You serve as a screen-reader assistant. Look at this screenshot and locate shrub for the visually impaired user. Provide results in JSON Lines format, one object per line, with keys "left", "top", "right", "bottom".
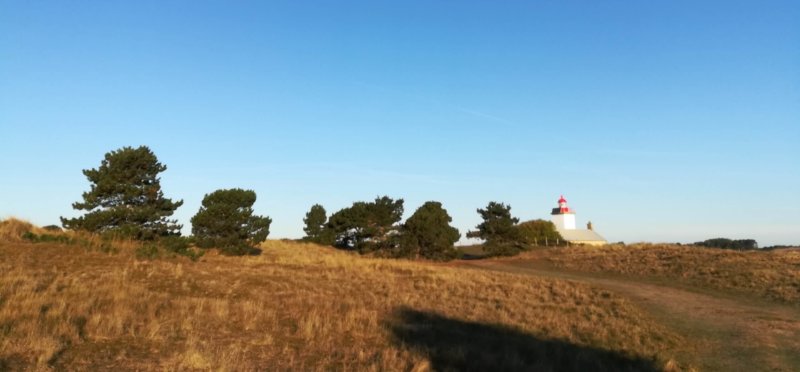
{"left": 133, "top": 237, "right": 204, "bottom": 261}
{"left": 135, "top": 244, "right": 161, "bottom": 260}
{"left": 515, "top": 220, "right": 563, "bottom": 247}
{"left": 482, "top": 241, "right": 525, "bottom": 257}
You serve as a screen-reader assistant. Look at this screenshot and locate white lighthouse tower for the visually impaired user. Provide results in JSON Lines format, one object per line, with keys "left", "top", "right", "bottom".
{"left": 548, "top": 195, "right": 607, "bottom": 246}
{"left": 551, "top": 195, "right": 576, "bottom": 230}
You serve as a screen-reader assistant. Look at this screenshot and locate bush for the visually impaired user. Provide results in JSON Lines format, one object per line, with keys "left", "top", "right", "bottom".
{"left": 21, "top": 232, "right": 74, "bottom": 245}
{"left": 135, "top": 237, "right": 204, "bottom": 261}
{"left": 515, "top": 220, "right": 563, "bottom": 247}
{"left": 482, "top": 241, "right": 525, "bottom": 257}
{"left": 135, "top": 244, "right": 161, "bottom": 260}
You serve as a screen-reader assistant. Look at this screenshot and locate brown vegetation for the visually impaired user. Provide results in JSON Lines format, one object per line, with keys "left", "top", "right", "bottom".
{"left": 0, "top": 218, "right": 43, "bottom": 242}
{"left": 531, "top": 244, "right": 800, "bottom": 304}
{"left": 0, "top": 219, "right": 686, "bottom": 371}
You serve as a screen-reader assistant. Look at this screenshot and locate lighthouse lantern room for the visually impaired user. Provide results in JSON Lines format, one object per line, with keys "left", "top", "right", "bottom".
{"left": 551, "top": 195, "right": 576, "bottom": 230}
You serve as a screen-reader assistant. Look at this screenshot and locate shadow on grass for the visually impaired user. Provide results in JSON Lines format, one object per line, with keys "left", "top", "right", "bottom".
{"left": 246, "top": 246, "right": 263, "bottom": 256}
{"left": 388, "top": 307, "right": 660, "bottom": 372}
{"left": 457, "top": 245, "right": 489, "bottom": 260}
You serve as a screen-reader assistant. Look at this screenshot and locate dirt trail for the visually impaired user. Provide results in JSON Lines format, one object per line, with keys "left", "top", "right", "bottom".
{"left": 460, "top": 259, "right": 800, "bottom": 371}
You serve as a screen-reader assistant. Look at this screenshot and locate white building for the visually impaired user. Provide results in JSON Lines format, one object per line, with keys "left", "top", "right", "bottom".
{"left": 550, "top": 195, "right": 607, "bottom": 246}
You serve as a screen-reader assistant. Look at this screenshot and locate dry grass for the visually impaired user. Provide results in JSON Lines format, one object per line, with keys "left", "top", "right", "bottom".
{"left": 0, "top": 218, "right": 44, "bottom": 242}
{"left": 0, "top": 219, "right": 689, "bottom": 371}
{"left": 532, "top": 244, "right": 800, "bottom": 304}
{"left": 0, "top": 217, "right": 140, "bottom": 252}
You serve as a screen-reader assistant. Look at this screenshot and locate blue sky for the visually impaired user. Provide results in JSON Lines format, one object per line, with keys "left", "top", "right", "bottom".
{"left": 1, "top": 1, "right": 798, "bottom": 246}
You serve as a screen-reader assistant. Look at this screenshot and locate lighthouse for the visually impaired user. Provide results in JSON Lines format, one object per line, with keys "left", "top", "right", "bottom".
{"left": 551, "top": 195, "right": 576, "bottom": 230}
{"left": 549, "top": 195, "right": 608, "bottom": 246}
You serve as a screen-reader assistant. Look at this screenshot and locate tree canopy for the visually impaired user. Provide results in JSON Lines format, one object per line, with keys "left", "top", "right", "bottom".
{"left": 467, "top": 202, "right": 519, "bottom": 242}
{"left": 325, "top": 196, "right": 404, "bottom": 253}
{"left": 467, "top": 202, "right": 522, "bottom": 256}
{"left": 60, "top": 146, "right": 183, "bottom": 239}
{"left": 303, "top": 204, "right": 332, "bottom": 244}
{"left": 515, "top": 219, "right": 563, "bottom": 246}
{"left": 401, "top": 201, "right": 460, "bottom": 260}
{"left": 190, "top": 188, "right": 272, "bottom": 255}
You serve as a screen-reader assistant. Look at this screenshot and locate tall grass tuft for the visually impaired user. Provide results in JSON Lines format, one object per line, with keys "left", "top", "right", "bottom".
{"left": 0, "top": 218, "right": 43, "bottom": 242}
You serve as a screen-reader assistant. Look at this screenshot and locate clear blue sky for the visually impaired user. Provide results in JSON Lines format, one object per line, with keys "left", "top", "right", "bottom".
{"left": 1, "top": 1, "right": 798, "bottom": 246}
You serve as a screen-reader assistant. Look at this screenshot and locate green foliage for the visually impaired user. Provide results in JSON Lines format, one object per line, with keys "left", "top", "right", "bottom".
{"left": 135, "top": 236, "right": 204, "bottom": 261}
{"left": 515, "top": 219, "right": 563, "bottom": 246}
{"left": 325, "top": 196, "right": 404, "bottom": 253}
{"left": 695, "top": 238, "right": 758, "bottom": 250}
{"left": 21, "top": 231, "right": 74, "bottom": 244}
{"left": 135, "top": 243, "right": 161, "bottom": 260}
{"left": 467, "top": 202, "right": 520, "bottom": 242}
{"left": 60, "top": 146, "right": 184, "bottom": 240}
{"left": 467, "top": 202, "right": 523, "bottom": 257}
{"left": 158, "top": 235, "right": 191, "bottom": 254}
{"left": 303, "top": 204, "right": 329, "bottom": 243}
{"left": 400, "top": 201, "right": 460, "bottom": 261}
{"left": 190, "top": 188, "right": 272, "bottom": 255}
{"left": 482, "top": 240, "right": 525, "bottom": 257}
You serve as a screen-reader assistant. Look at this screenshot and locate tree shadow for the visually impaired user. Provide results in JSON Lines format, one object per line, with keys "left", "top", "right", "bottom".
{"left": 388, "top": 307, "right": 661, "bottom": 372}
{"left": 457, "top": 245, "right": 489, "bottom": 260}
{"left": 246, "top": 246, "right": 263, "bottom": 256}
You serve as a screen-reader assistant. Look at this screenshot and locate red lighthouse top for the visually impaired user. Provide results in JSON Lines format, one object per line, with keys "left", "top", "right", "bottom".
{"left": 551, "top": 195, "right": 574, "bottom": 214}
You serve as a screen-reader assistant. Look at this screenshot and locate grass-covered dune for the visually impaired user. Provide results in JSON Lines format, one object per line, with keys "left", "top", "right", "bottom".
{"left": 0, "top": 219, "right": 685, "bottom": 371}
{"left": 530, "top": 243, "right": 800, "bottom": 304}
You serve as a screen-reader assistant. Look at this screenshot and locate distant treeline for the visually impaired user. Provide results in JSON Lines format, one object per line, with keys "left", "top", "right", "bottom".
{"left": 57, "top": 146, "right": 563, "bottom": 261}
{"left": 693, "top": 238, "right": 758, "bottom": 250}
{"left": 302, "top": 199, "right": 563, "bottom": 260}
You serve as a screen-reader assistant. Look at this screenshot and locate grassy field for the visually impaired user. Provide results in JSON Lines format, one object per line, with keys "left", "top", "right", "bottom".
{"left": 0, "top": 219, "right": 687, "bottom": 371}
{"left": 523, "top": 244, "right": 800, "bottom": 304}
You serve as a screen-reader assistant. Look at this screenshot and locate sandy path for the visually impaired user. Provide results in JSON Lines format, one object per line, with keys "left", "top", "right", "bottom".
{"left": 460, "top": 259, "right": 800, "bottom": 371}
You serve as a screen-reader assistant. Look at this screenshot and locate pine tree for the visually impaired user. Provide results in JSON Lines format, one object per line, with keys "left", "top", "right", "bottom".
{"left": 467, "top": 201, "right": 521, "bottom": 256}
{"left": 303, "top": 204, "right": 328, "bottom": 242}
{"left": 60, "top": 146, "right": 183, "bottom": 239}
{"left": 401, "top": 201, "right": 460, "bottom": 260}
{"left": 325, "top": 196, "right": 404, "bottom": 252}
{"left": 191, "top": 188, "right": 272, "bottom": 255}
